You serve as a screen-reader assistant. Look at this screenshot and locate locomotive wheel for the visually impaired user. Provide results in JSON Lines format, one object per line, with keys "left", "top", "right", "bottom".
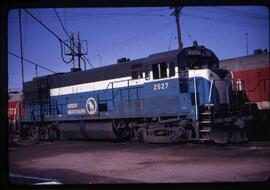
{"left": 112, "top": 119, "right": 130, "bottom": 140}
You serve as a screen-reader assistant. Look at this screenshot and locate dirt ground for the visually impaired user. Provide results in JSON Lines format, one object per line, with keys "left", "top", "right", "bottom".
{"left": 8, "top": 140, "right": 270, "bottom": 184}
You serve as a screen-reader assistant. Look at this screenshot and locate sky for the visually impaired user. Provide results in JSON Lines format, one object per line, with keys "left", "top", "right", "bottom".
{"left": 8, "top": 6, "right": 269, "bottom": 90}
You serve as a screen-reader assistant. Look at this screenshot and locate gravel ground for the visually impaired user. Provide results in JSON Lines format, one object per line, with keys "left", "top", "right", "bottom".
{"left": 9, "top": 140, "right": 270, "bottom": 184}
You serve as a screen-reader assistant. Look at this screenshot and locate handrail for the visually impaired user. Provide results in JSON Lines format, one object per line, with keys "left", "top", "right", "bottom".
{"left": 105, "top": 78, "right": 132, "bottom": 91}
{"left": 208, "top": 79, "right": 214, "bottom": 104}
{"left": 193, "top": 71, "right": 198, "bottom": 121}
{"left": 105, "top": 78, "right": 145, "bottom": 104}
{"left": 105, "top": 81, "right": 112, "bottom": 91}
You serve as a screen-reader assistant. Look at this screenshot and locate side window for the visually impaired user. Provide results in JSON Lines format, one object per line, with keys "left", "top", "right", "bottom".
{"left": 160, "top": 62, "right": 167, "bottom": 78}
{"left": 132, "top": 70, "right": 138, "bottom": 79}
{"left": 152, "top": 64, "right": 159, "bottom": 79}
{"left": 145, "top": 65, "right": 150, "bottom": 80}
{"left": 138, "top": 70, "right": 143, "bottom": 78}
{"left": 131, "top": 63, "right": 143, "bottom": 80}
{"left": 169, "top": 62, "right": 175, "bottom": 77}
{"left": 152, "top": 62, "right": 167, "bottom": 80}
{"left": 132, "top": 70, "right": 143, "bottom": 79}
{"left": 99, "top": 103, "right": 108, "bottom": 112}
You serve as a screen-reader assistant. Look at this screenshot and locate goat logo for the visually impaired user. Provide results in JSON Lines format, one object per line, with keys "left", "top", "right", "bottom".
{"left": 86, "top": 97, "right": 97, "bottom": 115}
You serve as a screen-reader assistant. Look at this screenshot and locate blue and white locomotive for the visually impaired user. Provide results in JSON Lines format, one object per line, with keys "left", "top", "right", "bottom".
{"left": 21, "top": 42, "right": 248, "bottom": 143}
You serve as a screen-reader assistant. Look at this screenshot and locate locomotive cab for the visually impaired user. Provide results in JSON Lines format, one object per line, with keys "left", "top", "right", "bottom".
{"left": 175, "top": 45, "right": 248, "bottom": 143}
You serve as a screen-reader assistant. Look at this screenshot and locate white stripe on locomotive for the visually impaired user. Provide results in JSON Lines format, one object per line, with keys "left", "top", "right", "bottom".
{"left": 50, "top": 67, "right": 226, "bottom": 97}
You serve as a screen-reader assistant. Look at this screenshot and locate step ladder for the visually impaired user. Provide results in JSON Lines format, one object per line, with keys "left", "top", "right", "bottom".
{"left": 198, "top": 104, "right": 215, "bottom": 140}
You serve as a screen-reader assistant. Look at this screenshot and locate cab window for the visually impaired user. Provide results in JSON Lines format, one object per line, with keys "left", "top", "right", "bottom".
{"left": 131, "top": 70, "right": 143, "bottom": 79}
{"left": 132, "top": 70, "right": 139, "bottom": 79}
{"left": 145, "top": 65, "right": 150, "bottom": 80}
{"left": 152, "top": 62, "right": 167, "bottom": 79}
{"left": 131, "top": 63, "right": 143, "bottom": 80}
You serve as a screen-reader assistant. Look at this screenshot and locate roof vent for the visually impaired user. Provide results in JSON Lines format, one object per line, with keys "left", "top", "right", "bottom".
{"left": 193, "top": 41, "right": 198, "bottom": 47}
{"left": 70, "top": 68, "right": 82, "bottom": 72}
{"left": 117, "top": 57, "right": 130, "bottom": 64}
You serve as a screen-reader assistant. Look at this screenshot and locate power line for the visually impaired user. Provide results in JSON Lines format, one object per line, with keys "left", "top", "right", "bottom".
{"left": 182, "top": 23, "right": 193, "bottom": 43}
{"left": 15, "top": 13, "right": 266, "bottom": 30}
{"left": 10, "top": 12, "right": 168, "bottom": 20}
{"left": 219, "top": 7, "right": 268, "bottom": 21}
{"left": 10, "top": 7, "right": 268, "bottom": 21}
{"left": 8, "top": 51, "right": 56, "bottom": 74}
{"left": 181, "top": 12, "right": 268, "bottom": 29}
{"left": 53, "top": 8, "right": 94, "bottom": 69}
{"left": 19, "top": 9, "right": 24, "bottom": 84}
{"left": 54, "top": 8, "right": 94, "bottom": 69}
{"left": 191, "top": 7, "right": 268, "bottom": 21}
{"left": 54, "top": 8, "right": 71, "bottom": 39}
{"left": 23, "top": 9, "right": 78, "bottom": 59}
{"left": 23, "top": 12, "right": 27, "bottom": 54}
{"left": 63, "top": 9, "right": 68, "bottom": 32}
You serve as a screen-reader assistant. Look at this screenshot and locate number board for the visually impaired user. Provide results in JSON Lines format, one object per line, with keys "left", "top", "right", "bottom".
{"left": 153, "top": 82, "right": 169, "bottom": 90}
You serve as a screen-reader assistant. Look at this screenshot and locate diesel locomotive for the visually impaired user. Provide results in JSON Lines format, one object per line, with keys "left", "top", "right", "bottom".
{"left": 21, "top": 43, "right": 251, "bottom": 143}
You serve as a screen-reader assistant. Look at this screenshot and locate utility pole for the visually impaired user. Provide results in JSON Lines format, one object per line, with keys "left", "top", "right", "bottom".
{"left": 19, "top": 9, "right": 24, "bottom": 85}
{"left": 245, "top": 33, "right": 249, "bottom": 56}
{"left": 171, "top": 7, "right": 183, "bottom": 49}
{"left": 77, "top": 31, "right": 82, "bottom": 70}
{"left": 70, "top": 32, "right": 75, "bottom": 69}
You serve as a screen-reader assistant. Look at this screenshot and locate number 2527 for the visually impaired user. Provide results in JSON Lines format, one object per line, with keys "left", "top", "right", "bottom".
{"left": 153, "top": 82, "right": 168, "bottom": 90}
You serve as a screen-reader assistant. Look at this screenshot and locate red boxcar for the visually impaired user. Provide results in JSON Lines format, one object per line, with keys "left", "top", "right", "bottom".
{"left": 220, "top": 51, "right": 270, "bottom": 110}
{"left": 220, "top": 50, "right": 270, "bottom": 139}
{"left": 8, "top": 100, "right": 25, "bottom": 122}
{"left": 232, "top": 67, "right": 270, "bottom": 110}
{"left": 8, "top": 91, "right": 25, "bottom": 123}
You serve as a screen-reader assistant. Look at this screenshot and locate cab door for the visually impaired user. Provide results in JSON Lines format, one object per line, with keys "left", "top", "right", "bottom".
{"left": 178, "top": 67, "right": 195, "bottom": 115}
